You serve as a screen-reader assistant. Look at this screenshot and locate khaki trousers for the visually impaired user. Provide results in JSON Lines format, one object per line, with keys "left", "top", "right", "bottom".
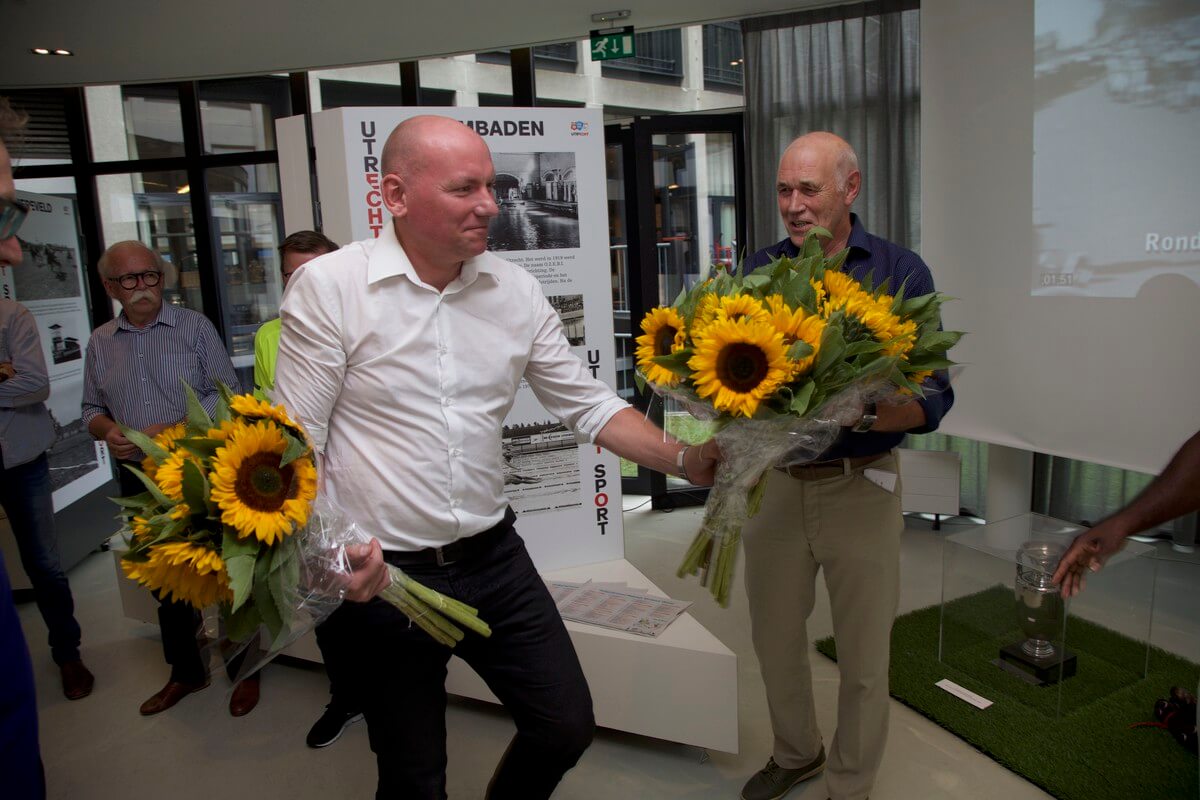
{"left": 743, "top": 452, "right": 902, "bottom": 800}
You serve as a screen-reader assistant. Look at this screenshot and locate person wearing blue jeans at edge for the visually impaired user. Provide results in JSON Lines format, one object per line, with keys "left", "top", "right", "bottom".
{"left": 0, "top": 98, "right": 93, "bottom": 712}
{"left": 1, "top": 97, "right": 48, "bottom": 800}
{"left": 276, "top": 115, "right": 719, "bottom": 799}
{"left": 738, "top": 132, "right": 954, "bottom": 800}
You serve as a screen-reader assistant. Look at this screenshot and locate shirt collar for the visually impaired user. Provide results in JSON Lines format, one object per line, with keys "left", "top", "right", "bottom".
{"left": 845, "top": 213, "right": 872, "bottom": 258}
{"left": 116, "top": 300, "right": 177, "bottom": 332}
{"left": 367, "top": 221, "right": 501, "bottom": 291}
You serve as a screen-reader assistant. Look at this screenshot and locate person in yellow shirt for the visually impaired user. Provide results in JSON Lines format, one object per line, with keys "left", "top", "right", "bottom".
{"left": 253, "top": 231, "right": 338, "bottom": 402}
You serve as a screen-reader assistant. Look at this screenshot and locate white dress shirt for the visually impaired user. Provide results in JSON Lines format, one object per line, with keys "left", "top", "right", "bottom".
{"left": 275, "top": 224, "right": 628, "bottom": 551}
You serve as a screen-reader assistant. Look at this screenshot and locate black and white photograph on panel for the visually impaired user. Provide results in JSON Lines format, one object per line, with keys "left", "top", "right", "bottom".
{"left": 43, "top": 375, "right": 101, "bottom": 492}
{"left": 501, "top": 388, "right": 582, "bottom": 515}
{"left": 15, "top": 239, "right": 83, "bottom": 301}
{"left": 547, "top": 293, "right": 585, "bottom": 346}
{"left": 44, "top": 318, "right": 83, "bottom": 364}
{"left": 487, "top": 152, "right": 580, "bottom": 252}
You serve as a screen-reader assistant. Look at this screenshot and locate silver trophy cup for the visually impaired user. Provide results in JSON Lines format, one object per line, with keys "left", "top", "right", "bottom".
{"left": 1014, "top": 541, "right": 1066, "bottom": 659}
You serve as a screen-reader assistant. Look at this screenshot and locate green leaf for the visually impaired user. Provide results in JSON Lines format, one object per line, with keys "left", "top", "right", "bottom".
{"left": 180, "top": 459, "right": 209, "bottom": 519}
{"left": 213, "top": 393, "right": 232, "bottom": 424}
{"left": 633, "top": 370, "right": 647, "bottom": 394}
{"left": 279, "top": 431, "right": 309, "bottom": 468}
{"left": 121, "top": 426, "right": 169, "bottom": 463}
{"left": 789, "top": 381, "right": 816, "bottom": 415}
{"left": 109, "top": 492, "right": 153, "bottom": 509}
{"left": 649, "top": 349, "right": 693, "bottom": 379}
{"left": 843, "top": 339, "right": 885, "bottom": 358}
{"left": 742, "top": 274, "right": 771, "bottom": 292}
{"left": 224, "top": 600, "right": 261, "bottom": 643}
{"left": 915, "top": 330, "right": 963, "bottom": 353}
{"left": 222, "top": 527, "right": 261, "bottom": 561}
{"left": 904, "top": 355, "right": 957, "bottom": 371}
{"left": 814, "top": 324, "right": 847, "bottom": 376}
{"left": 824, "top": 248, "right": 848, "bottom": 275}
{"left": 182, "top": 381, "right": 214, "bottom": 434}
{"left": 123, "top": 464, "right": 173, "bottom": 507}
{"left": 175, "top": 437, "right": 225, "bottom": 460}
{"left": 786, "top": 340, "right": 814, "bottom": 361}
{"left": 225, "top": 554, "right": 255, "bottom": 612}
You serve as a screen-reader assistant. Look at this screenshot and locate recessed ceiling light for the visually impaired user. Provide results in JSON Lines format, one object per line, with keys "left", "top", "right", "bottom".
{"left": 32, "top": 48, "right": 51, "bottom": 55}
{"left": 53, "top": 49, "right": 74, "bottom": 56}
{"left": 31, "top": 47, "right": 73, "bottom": 56}
{"left": 176, "top": 185, "right": 191, "bottom": 195}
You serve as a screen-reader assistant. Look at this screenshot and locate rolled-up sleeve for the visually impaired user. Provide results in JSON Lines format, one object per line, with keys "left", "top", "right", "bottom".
{"left": 521, "top": 286, "right": 628, "bottom": 442}
{"left": 0, "top": 305, "right": 50, "bottom": 409}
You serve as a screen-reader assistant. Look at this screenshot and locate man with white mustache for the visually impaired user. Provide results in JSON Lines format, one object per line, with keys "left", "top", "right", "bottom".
{"left": 81, "top": 239, "right": 242, "bottom": 716}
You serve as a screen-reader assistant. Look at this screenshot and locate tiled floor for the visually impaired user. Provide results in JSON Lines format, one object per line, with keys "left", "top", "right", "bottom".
{"left": 19, "top": 498, "right": 1193, "bottom": 799}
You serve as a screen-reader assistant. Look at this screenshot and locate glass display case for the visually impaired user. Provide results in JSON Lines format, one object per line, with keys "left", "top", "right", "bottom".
{"left": 940, "top": 513, "right": 1155, "bottom": 718}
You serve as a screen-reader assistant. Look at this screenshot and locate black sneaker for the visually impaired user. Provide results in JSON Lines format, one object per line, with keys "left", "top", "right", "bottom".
{"left": 740, "top": 748, "right": 826, "bottom": 800}
{"left": 305, "top": 705, "right": 364, "bottom": 748}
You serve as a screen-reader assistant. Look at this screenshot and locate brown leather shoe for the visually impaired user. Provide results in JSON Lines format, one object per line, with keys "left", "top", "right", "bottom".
{"left": 139, "top": 679, "right": 209, "bottom": 715}
{"left": 228, "top": 675, "right": 261, "bottom": 717}
{"left": 60, "top": 660, "right": 94, "bottom": 700}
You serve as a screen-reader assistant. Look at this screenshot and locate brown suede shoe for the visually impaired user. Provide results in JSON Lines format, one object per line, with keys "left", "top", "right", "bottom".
{"left": 229, "top": 675, "right": 261, "bottom": 717}
{"left": 139, "top": 679, "right": 209, "bottom": 715}
{"left": 60, "top": 660, "right": 94, "bottom": 700}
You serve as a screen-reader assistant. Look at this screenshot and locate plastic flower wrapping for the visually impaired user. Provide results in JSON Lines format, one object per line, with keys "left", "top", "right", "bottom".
{"left": 115, "top": 385, "right": 490, "bottom": 679}
{"left": 635, "top": 228, "right": 963, "bottom": 606}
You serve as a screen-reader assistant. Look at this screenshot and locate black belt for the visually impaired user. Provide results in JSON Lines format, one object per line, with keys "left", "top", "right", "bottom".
{"left": 383, "top": 507, "right": 516, "bottom": 567}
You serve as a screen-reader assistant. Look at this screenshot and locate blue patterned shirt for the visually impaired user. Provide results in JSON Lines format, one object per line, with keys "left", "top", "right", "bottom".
{"left": 747, "top": 214, "right": 954, "bottom": 459}
{"left": 81, "top": 302, "right": 240, "bottom": 434}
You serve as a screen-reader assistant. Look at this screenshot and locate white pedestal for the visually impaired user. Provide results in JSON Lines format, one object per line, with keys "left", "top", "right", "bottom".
{"left": 898, "top": 448, "right": 961, "bottom": 516}
{"left": 446, "top": 559, "right": 738, "bottom": 754}
{"left": 113, "top": 547, "right": 739, "bottom": 754}
{"left": 284, "top": 559, "right": 739, "bottom": 753}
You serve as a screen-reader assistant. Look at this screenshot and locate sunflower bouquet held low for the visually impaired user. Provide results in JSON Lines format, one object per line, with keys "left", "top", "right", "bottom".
{"left": 635, "top": 228, "right": 962, "bottom": 606}
{"left": 116, "top": 384, "right": 491, "bottom": 668}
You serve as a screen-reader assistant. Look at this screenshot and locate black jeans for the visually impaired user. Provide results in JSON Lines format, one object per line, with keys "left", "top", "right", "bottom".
{"left": 0, "top": 452, "right": 82, "bottom": 665}
{"left": 118, "top": 461, "right": 206, "bottom": 684}
{"left": 322, "top": 520, "right": 594, "bottom": 799}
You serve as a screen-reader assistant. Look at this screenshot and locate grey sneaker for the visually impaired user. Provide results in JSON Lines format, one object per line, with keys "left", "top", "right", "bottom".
{"left": 740, "top": 748, "right": 826, "bottom": 800}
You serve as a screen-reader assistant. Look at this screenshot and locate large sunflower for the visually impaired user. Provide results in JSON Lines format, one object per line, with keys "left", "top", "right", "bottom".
{"left": 635, "top": 306, "right": 687, "bottom": 387}
{"left": 122, "top": 541, "right": 232, "bottom": 609}
{"left": 688, "top": 318, "right": 791, "bottom": 418}
{"left": 229, "top": 395, "right": 305, "bottom": 437}
{"left": 141, "top": 422, "right": 187, "bottom": 482}
{"left": 713, "top": 294, "right": 771, "bottom": 326}
{"left": 209, "top": 420, "right": 318, "bottom": 545}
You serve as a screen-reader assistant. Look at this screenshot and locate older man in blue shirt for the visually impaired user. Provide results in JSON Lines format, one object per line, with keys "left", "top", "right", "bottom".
{"left": 738, "top": 133, "right": 953, "bottom": 800}
{"left": 81, "top": 240, "right": 247, "bottom": 716}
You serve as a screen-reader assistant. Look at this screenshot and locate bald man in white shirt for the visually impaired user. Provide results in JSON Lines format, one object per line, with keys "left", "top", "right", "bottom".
{"left": 276, "top": 115, "right": 717, "bottom": 800}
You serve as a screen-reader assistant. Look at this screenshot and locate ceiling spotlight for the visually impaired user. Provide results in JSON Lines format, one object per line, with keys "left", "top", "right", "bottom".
{"left": 32, "top": 48, "right": 51, "bottom": 55}
{"left": 176, "top": 184, "right": 191, "bottom": 195}
{"left": 53, "top": 49, "right": 74, "bottom": 56}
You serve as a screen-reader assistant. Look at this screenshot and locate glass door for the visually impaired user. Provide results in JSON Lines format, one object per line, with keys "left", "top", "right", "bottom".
{"left": 606, "top": 114, "right": 746, "bottom": 507}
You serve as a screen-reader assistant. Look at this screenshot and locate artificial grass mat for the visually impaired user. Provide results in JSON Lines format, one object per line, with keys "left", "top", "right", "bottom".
{"left": 816, "top": 586, "right": 1199, "bottom": 799}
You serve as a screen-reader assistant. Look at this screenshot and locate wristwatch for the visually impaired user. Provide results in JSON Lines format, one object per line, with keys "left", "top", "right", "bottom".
{"left": 852, "top": 402, "right": 878, "bottom": 433}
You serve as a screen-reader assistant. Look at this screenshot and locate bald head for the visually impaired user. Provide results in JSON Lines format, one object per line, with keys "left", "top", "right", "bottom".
{"left": 782, "top": 132, "right": 859, "bottom": 193}
{"left": 98, "top": 239, "right": 162, "bottom": 280}
{"left": 381, "top": 115, "right": 489, "bottom": 181}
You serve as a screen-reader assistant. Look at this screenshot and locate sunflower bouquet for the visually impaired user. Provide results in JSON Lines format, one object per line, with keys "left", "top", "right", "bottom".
{"left": 636, "top": 228, "right": 961, "bottom": 606}
{"left": 115, "top": 384, "right": 491, "bottom": 669}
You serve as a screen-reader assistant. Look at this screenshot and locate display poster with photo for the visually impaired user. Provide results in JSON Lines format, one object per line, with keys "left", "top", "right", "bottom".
{"left": 302, "top": 106, "right": 622, "bottom": 571}
{"left": 0, "top": 191, "right": 110, "bottom": 510}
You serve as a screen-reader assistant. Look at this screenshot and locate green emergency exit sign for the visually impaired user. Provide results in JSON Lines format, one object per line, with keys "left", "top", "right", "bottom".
{"left": 590, "top": 27, "right": 635, "bottom": 61}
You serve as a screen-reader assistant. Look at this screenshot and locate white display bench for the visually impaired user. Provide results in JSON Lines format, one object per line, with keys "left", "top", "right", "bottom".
{"left": 112, "top": 543, "right": 738, "bottom": 754}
